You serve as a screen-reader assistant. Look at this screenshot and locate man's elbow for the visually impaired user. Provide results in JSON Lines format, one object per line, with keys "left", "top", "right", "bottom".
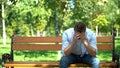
{"left": 64, "top": 51, "right": 71, "bottom": 56}
{"left": 91, "top": 50, "right": 97, "bottom": 57}
{"left": 91, "top": 52, "right": 96, "bottom": 57}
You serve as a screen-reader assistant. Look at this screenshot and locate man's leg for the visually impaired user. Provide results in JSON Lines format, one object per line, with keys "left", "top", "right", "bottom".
{"left": 60, "top": 54, "right": 78, "bottom": 68}
{"left": 82, "top": 54, "right": 100, "bottom": 68}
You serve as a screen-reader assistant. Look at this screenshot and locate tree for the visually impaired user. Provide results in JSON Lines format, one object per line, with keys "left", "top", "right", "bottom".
{"left": 1, "top": 0, "right": 8, "bottom": 46}
{"left": 1, "top": 0, "right": 120, "bottom": 37}
{"left": 93, "top": 15, "right": 111, "bottom": 35}
{"left": 5, "top": 0, "right": 51, "bottom": 36}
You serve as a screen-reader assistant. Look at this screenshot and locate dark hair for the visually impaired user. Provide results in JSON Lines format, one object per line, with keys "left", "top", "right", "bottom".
{"left": 74, "top": 22, "right": 86, "bottom": 33}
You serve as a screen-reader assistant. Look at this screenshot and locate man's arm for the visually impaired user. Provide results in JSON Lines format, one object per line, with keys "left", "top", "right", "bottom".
{"left": 64, "top": 33, "right": 80, "bottom": 55}
{"left": 81, "top": 33, "right": 96, "bottom": 57}
{"left": 64, "top": 41, "right": 75, "bottom": 55}
{"left": 83, "top": 40, "right": 96, "bottom": 56}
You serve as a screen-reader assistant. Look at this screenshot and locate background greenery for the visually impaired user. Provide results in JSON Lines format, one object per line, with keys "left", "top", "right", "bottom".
{"left": 0, "top": 0, "right": 120, "bottom": 37}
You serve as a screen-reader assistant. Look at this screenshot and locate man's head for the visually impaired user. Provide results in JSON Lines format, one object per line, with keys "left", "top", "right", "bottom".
{"left": 74, "top": 22, "right": 86, "bottom": 33}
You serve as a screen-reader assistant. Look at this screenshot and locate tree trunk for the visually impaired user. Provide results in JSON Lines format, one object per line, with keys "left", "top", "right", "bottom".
{"left": 116, "top": 28, "right": 118, "bottom": 36}
{"left": 55, "top": 9, "right": 61, "bottom": 60}
{"left": 55, "top": 9, "right": 59, "bottom": 36}
{"left": 96, "top": 26, "right": 98, "bottom": 36}
{"left": 31, "top": 26, "right": 34, "bottom": 36}
{"left": 2, "top": 3, "right": 6, "bottom": 46}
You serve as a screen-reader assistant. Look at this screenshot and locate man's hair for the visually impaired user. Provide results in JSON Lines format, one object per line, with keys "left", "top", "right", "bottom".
{"left": 74, "top": 22, "right": 86, "bottom": 33}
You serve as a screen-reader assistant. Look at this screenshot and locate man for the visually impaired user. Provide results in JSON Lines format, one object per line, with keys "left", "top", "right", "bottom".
{"left": 60, "top": 22, "right": 100, "bottom": 68}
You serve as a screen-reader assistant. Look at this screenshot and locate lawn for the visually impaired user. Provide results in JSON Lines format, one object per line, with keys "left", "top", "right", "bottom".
{"left": 0, "top": 36, "right": 120, "bottom": 68}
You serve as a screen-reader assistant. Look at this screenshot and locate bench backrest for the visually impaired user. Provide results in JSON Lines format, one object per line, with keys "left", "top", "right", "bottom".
{"left": 11, "top": 36, "right": 114, "bottom": 50}
{"left": 11, "top": 36, "right": 62, "bottom": 50}
{"left": 97, "top": 36, "right": 114, "bottom": 50}
{"left": 10, "top": 35, "right": 114, "bottom": 61}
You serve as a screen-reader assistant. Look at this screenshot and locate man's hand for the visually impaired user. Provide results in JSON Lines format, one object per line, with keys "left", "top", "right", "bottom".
{"left": 64, "top": 32, "right": 81, "bottom": 55}
{"left": 73, "top": 32, "right": 86, "bottom": 42}
{"left": 80, "top": 32, "right": 86, "bottom": 42}
{"left": 73, "top": 32, "right": 80, "bottom": 41}
{"left": 64, "top": 32, "right": 82, "bottom": 55}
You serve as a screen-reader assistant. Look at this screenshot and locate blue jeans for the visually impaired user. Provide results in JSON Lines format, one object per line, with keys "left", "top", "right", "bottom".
{"left": 60, "top": 53, "right": 100, "bottom": 68}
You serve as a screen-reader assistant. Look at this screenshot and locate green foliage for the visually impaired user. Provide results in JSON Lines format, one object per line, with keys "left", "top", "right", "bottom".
{"left": 4, "top": 0, "right": 52, "bottom": 36}
{"left": 71, "top": 0, "right": 97, "bottom": 25}
{"left": 93, "top": 15, "right": 111, "bottom": 32}
{"left": 114, "top": 23, "right": 120, "bottom": 29}
{"left": 93, "top": 15, "right": 109, "bottom": 26}
{"left": 0, "top": 0, "right": 120, "bottom": 37}
{"left": 35, "top": 20, "right": 47, "bottom": 32}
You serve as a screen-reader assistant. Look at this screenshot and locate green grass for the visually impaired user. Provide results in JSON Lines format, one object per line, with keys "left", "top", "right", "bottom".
{"left": 0, "top": 44, "right": 11, "bottom": 68}
{"left": 13, "top": 50, "right": 60, "bottom": 61}
{"left": 0, "top": 37, "right": 120, "bottom": 68}
{"left": 97, "top": 51, "right": 112, "bottom": 61}
{"left": 115, "top": 36, "right": 120, "bottom": 54}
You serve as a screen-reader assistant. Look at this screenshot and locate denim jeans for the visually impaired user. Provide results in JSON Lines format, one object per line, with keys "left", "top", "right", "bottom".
{"left": 60, "top": 53, "right": 100, "bottom": 68}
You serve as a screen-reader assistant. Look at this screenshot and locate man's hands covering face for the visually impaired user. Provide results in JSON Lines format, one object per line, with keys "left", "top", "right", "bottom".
{"left": 73, "top": 32, "right": 86, "bottom": 42}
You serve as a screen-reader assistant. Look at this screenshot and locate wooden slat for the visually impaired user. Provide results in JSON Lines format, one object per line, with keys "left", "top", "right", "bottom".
{"left": 4, "top": 62, "right": 60, "bottom": 67}
{"left": 97, "top": 36, "right": 113, "bottom": 42}
{"left": 99, "top": 62, "right": 117, "bottom": 67}
{"left": 4, "top": 61, "right": 117, "bottom": 67}
{"left": 97, "top": 44, "right": 113, "bottom": 50}
{"left": 12, "top": 44, "right": 62, "bottom": 50}
{"left": 70, "top": 62, "right": 117, "bottom": 67}
{"left": 13, "top": 36, "right": 62, "bottom": 43}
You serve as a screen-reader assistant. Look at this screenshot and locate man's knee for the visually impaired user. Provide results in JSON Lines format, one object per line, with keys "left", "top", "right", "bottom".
{"left": 60, "top": 56, "right": 71, "bottom": 68}
{"left": 93, "top": 58, "right": 100, "bottom": 64}
{"left": 91, "top": 57, "right": 100, "bottom": 68}
{"left": 60, "top": 56, "right": 70, "bottom": 64}
{"left": 91, "top": 58, "right": 100, "bottom": 68}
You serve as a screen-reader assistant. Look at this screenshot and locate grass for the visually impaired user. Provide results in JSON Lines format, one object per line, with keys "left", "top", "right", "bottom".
{"left": 0, "top": 36, "right": 120, "bottom": 68}
{"left": 0, "top": 44, "right": 10, "bottom": 68}
{"left": 13, "top": 50, "right": 60, "bottom": 61}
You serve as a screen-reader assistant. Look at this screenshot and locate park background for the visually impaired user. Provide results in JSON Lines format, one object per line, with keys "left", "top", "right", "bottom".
{"left": 0, "top": 0, "right": 120, "bottom": 68}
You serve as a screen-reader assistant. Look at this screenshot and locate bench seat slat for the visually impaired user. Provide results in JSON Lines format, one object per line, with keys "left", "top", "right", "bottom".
{"left": 4, "top": 61, "right": 117, "bottom": 67}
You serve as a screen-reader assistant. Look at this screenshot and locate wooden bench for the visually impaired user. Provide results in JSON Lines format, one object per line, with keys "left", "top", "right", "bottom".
{"left": 2, "top": 35, "right": 119, "bottom": 68}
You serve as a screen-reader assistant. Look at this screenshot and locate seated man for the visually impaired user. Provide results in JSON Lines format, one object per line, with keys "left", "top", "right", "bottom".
{"left": 60, "top": 22, "right": 100, "bottom": 68}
